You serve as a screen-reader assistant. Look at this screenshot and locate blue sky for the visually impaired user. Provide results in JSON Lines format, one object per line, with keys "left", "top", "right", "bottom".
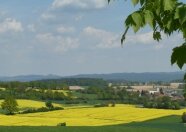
{"left": 0, "top": 0, "right": 185, "bottom": 76}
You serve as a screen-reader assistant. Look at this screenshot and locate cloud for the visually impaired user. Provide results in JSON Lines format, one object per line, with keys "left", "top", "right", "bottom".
{"left": 125, "top": 31, "right": 170, "bottom": 45}
{"left": 82, "top": 27, "right": 171, "bottom": 50}
{"left": 52, "top": 0, "right": 107, "bottom": 10}
{"left": 41, "top": 13, "right": 56, "bottom": 20}
{"left": 75, "top": 15, "right": 83, "bottom": 21}
{"left": 83, "top": 26, "right": 120, "bottom": 48}
{"left": 36, "top": 33, "right": 79, "bottom": 53}
{"left": 126, "top": 32, "right": 155, "bottom": 44}
{"left": 27, "top": 24, "right": 36, "bottom": 32}
{"left": 0, "top": 11, "right": 6, "bottom": 17}
{"left": 154, "top": 44, "right": 164, "bottom": 50}
{"left": 0, "top": 18, "right": 24, "bottom": 33}
{"left": 57, "top": 26, "right": 75, "bottom": 33}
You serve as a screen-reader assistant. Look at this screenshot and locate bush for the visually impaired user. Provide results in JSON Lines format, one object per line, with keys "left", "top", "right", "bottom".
{"left": 111, "top": 103, "right": 115, "bottom": 107}
{"left": 171, "top": 102, "right": 180, "bottom": 110}
{"left": 53, "top": 107, "right": 64, "bottom": 110}
{"left": 65, "top": 100, "right": 80, "bottom": 104}
{"left": 45, "top": 101, "right": 54, "bottom": 109}
{"left": 57, "top": 122, "right": 66, "bottom": 126}
{"left": 143, "top": 97, "right": 181, "bottom": 110}
{"left": 182, "top": 112, "right": 186, "bottom": 123}
{"left": 94, "top": 103, "right": 109, "bottom": 107}
{"left": 1, "top": 96, "right": 18, "bottom": 115}
{"left": 143, "top": 102, "right": 153, "bottom": 108}
{"left": 110, "top": 101, "right": 116, "bottom": 107}
{"left": 21, "top": 107, "right": 64, "bottom": 114}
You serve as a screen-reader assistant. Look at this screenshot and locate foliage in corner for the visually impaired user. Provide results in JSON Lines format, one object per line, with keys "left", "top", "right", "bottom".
{"left": 108, "top": 0, "right": 186, "bottom": 79}
{"left": 171, "top": 43, "right": 186, "bottom": 69}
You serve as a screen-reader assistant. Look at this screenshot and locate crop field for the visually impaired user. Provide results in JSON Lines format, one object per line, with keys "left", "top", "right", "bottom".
{"left": 0, "top": 100, "right": 186, "bottom": 127}
{"left": 0, "top": 115, "right": 185, "bottom": 132}
{"left": 0, "top": 99, "right": 62, "bottom": 109}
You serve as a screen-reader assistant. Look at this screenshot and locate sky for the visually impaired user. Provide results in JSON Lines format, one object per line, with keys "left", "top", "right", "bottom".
{"left": 0, "top": 0, "right": 185, "bottom": 76}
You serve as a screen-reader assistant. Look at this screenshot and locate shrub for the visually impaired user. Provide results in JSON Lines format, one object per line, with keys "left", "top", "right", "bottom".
{"left": 45, "top": 101, "right": 54, "bottom": 109}
{"left": 94, "top": 103, "right": 109, "bottom": 107}
{"left": 111, "top": 103, "right": 115, "bottom": 107}
{"left": 143, "top": 97, "right": 181, "bottom": 110}
{"left": 182, "top": 112, "right": 186, "bottom": 123}
{"left": 21, "top": 107, "right": 64, "bottom": 114}
{"left": 143, "top": 102, "right": 153, "bottom": 108}
{"left": 53, "top": 107, "right": 64, "bottom": 110}
{"left": 1, "top": 96, "right": 18, "bottom": 115}
{"left": 65, "top": 100, "right": 80, "bottom": 104}
{"left": 110, "top": 101, "right": 116, "bottom": 107}
{"left": 171, "top": 102, "right": 180, "bottom": 110}
{"left": 57, "top": 122, "right": 66, "bottom": 126}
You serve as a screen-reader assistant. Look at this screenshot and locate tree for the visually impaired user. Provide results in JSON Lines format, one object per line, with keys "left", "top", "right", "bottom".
{"left": 45, "top": 100, "right": 54, "bottom": 109}
{"left": 1, "top": 96, "right": 18, "bottom": 115}
{"left": 182, "top": 112, "right": 186, "bottom": 123}
{"left": 160, "top": 88, "right": 164, "bottom": 95}
{"left": 108, "top": 0, "right": 186, "bottom": 79}
{"left": 184, "top": 86, "right": 186, "bottom": 100}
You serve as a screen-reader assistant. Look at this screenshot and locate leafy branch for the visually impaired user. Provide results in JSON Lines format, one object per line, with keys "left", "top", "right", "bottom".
{"left": 109, "top": 0, "right": 186, "bottom": 79}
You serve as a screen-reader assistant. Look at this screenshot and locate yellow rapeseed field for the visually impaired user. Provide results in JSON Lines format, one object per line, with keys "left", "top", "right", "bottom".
{"left": 0, "top": 99, "right": 62, "bottom": 109}
{"left": 0, "top": 100, "right": 186, "bottom": 126}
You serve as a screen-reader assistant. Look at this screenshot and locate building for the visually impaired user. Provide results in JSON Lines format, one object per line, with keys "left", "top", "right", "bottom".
{"left": 170, "top": 83, "right": 185, "bottom": 89}
{"left": 149, "top": 88, "right": 160, "bottom": 94}
{"left": 69, "top": 86, "right": 85, "bottom": 91}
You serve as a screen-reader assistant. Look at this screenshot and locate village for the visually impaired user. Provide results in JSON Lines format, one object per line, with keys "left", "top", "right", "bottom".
{"left": 108, "top": 82, "right": 185, "bottom": 100}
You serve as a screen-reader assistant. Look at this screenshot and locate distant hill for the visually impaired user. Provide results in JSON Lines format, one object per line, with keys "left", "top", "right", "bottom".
{"left": 69, "top": 72, "right": 185, "bottom": 82}
{"left": 0, "top": 74, "right": 61, "bottom": 82}
{"left": 0, "top": 72, "right": 185, "bottom": 82}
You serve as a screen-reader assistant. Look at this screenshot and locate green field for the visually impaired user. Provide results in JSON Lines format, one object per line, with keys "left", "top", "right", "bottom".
{"left": 0, "top": 115, "right": 185, "bottom": 132}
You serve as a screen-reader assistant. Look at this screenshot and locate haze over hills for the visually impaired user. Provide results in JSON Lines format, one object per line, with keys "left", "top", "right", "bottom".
{"left": 69, "top": 72, "right": 185, "bottom": 82}
{"left": 0, "top": 72, "right": 185, "bottom": 82}
{"left": 0, "top": 74, "right": 61, "bottom": 82}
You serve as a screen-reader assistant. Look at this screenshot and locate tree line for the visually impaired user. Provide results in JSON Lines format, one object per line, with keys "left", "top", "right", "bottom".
{"left": 0, "top": 78, "right": 107, "bottom": 89}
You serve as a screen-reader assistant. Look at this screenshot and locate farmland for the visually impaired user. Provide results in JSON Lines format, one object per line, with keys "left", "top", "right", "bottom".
{"left": 0, "top": 99, "right": 62, "bottom": 109}
{"left": 0, "top": 115, "right": 185, "bottom": 132}
{"left": 0, "top": 100, "right": 186, "bottom": 127}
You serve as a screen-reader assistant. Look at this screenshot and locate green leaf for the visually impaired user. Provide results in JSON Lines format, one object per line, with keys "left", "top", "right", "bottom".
{"left": 125, "top": 15, "right": 134, "bottom": 27}
{"left": 131, "top": 12, "right": 143, "bottom": 27}
{"left": 131, "top": 12, "right": 143, "bottom": 32}
{"left": 163, "top": 0, "right": 176, "bottom": 11}
{"left": 153, "top": 32, "right": 162, "bottom": 41}
{"left": 144, "top": 10, "right": 154, "bottom": 28}
{"left": 174, "top": 8, "right": 179, "bottom": 19}
{"left": 155, "top": 7, "right": 161, "bottom": 16}
{"left": 182, "top": 26, "right": 186, "bottom": 38}
{"left": 140, "top": 0, "right": 145, "bottom": 6}
{"left": 132, "top": 25, "right": 140, "bottom": 32}
{"left": 166, "top": 19, "right": 173, "bottom": 30}
{"left": 131, "top": 0, "right": 139, "bottom": 6}
{"left": 171, "top": 43, "right": 186, "bottom": 69}
{"left": 178, "top": 6, "right": 186, "bottom": 24}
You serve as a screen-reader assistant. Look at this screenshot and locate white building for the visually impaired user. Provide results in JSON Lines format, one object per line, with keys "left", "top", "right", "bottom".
{"left": 69, "top": 86, "right": 85, "bottom": 91}
{"left": 170, "top": 83, "right": 185, "bottom": 89}
{"left": 149, "top": 88, "right": 160, "bottom": 94}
